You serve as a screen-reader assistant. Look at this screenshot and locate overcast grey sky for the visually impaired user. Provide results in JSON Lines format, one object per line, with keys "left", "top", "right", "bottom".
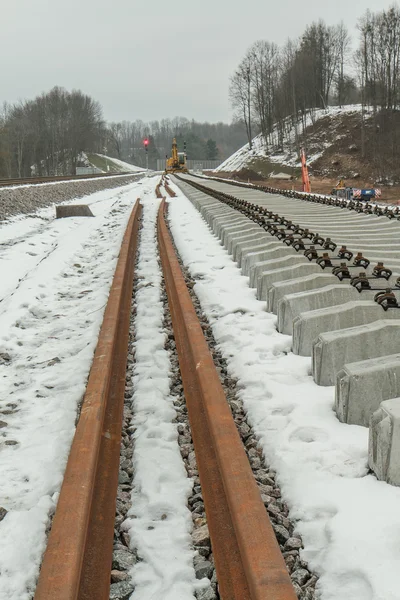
{"left": 1, "top": 0, "right": 397, "bottom": 123}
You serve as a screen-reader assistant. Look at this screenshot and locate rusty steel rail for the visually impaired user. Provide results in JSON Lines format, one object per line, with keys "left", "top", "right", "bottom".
{"left": 157, "top": 199, "right": 297, "bottom": 600}
{"left": 0, "top": 172, "right": 137, "bottom": 188}
{"left": 163, "top": 178, "right": 177, "bottom": 197}
{"left": 34, "top": 200, "right": 142, "bottom": 600}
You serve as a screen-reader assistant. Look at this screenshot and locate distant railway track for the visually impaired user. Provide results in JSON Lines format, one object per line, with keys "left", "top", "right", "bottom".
{"left": 0, "top": 172, "right": 136, "bottom": 188}
{"left": 195, "top": 173, "right": 400, "bottom": 218}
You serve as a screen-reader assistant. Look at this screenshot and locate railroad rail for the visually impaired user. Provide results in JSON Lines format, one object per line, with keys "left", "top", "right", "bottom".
{"left": 32, "top": 186, "right": 298, "bottom": 600}
{"left": 194, "top": 173, "right": 400, "bottom": 218}
{"left": 34, "top": 200, "right": 142, "bottom": 600}
{"left": 0, "top": 172, "right": 136, "bottom": 188}
{"left": 158, "top": 197, "right": 297, "bottom": 600}
{"left": 173, "top": 172, "right": 400, "bottom": 485}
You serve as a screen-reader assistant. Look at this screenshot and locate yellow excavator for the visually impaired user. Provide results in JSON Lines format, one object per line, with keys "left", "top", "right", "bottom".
{"left": 165, "top": 138, "right": 188, "bottom": 174}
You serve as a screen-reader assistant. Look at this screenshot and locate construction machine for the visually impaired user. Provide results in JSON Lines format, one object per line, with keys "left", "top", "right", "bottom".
{"left": 331, "top": 180, "right": 382, "bottom": 201}
{"left": 165, "top": 138, "right": 188, "bottom": 174}
{"left": 300, "top": 148, "right": 311, "bottom": 193}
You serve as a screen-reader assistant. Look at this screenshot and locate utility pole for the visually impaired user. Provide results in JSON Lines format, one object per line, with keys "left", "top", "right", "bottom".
{"left": 143, "top": 138, "right": 149, "bottom": 171}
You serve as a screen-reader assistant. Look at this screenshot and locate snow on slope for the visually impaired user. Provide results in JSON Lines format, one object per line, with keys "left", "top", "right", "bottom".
{"left": 96, "top": 154, "right": 145, "bottom": 172}
{"left": 167, "top": 179, "right": 400, "bottom": 600}
{"left": 0, "top": 177, "right": 155, "bottom": 599}
{"left": 216, "top": 104, "right": 364, "bottom": 173}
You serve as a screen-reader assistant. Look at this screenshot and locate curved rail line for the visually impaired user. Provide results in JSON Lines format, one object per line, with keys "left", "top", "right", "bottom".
{"left": 158, "top": 197, "right": 297, "bottom": 600}
{"left": 0, "top": 172, "right": 136, "bottom": 188}
{"left": 34, "top": 200, "right": 142, "bottom": 600}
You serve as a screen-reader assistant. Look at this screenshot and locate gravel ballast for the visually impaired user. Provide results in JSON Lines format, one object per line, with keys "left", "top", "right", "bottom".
{"left": 166, "top": 210, "right": 319, "bottom": 600}
{"left": 0, "top": 174, "right": 144, "bottom": 220}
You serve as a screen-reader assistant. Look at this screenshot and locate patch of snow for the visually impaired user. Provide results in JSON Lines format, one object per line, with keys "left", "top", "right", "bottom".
{"left": 216, "top": 104, "right": 367, "bottom": 173}
{"left": 124, "top": 190, "right": 197, "bottom": 599}
{"left": 0, "top": 177, "right": 156, "bottom": 599}
{"left": 167, "top": 179, "right": 400, "bottom": 600}
{"left": 95, "top": 154, "right": 145, "bottom": 173}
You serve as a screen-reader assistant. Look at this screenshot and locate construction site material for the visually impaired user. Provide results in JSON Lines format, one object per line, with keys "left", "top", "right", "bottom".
{"left": 257, "top": 263, "right": 322, "bottom": 301}
{"left": 242, "top": 246, "right": 298, "bottom": 276}
{"left": 369, "top": 398, "right": 400, "bottom": 486}
{"left": 336, "top": 355, "right": 400, "bottom": 426}
{"left": 278, "top": 285, "right": 362, "bottom": 335}
{"left": 312, "top": 320, "right": 400, "bottom": 386}
{"left": 293, "top": 301, "right": 399, "bottom": 356}
{"left": 233, "top": 235, "right": 278, "bottom": 263}
{"left": 267, "top": 273, "right": 340, "bottom": 314}
{"left": 55, "top": 205, "right": 94, "bottom": 218}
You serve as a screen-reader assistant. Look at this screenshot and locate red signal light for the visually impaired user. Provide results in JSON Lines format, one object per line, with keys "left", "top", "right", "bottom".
{"left": 143, "top": 138, "right": 149, "bottom": 147}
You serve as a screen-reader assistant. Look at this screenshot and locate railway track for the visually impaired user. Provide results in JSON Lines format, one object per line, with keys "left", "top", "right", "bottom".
{"left": 173, "top": 173, "right": 400, "bottom": 484}
{"left": 0, "top": 172, "right": 136, "bottom": 188}
{"left": 20, "top": 171, "right": 400, "bottom": 598}
{"left": 32, "top": 183, "right": 298, "bottom": 600}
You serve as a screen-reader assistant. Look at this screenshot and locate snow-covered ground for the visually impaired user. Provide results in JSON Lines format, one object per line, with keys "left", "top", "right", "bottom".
{"left": 123, "top": 191, "right": 198, "bottom": 599}
{"left": 167, "top": 178, "right": 400, "bottom": 600}
{"left": 0, "top": 177, "right": 155, "bottom": 599}
{"left": 3, "top": 167, "right": 398, "bottom": 600}
{"left": 216, "top": 104, "right": 366, "bottom": 173}
{"left": 96, "top": 154, "right": 145, "bottom": 173}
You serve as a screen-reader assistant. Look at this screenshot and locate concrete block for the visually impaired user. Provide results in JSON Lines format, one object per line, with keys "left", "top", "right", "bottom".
{"left": 336, "top": 354, "right": 400, "bottom": 426}
{"left": 312, "top": 320, "right": 400, "bottom": 386}
{"left": 230, "top": 232, "right": 276, "bottom": 256}
{"left": 220, "top": 224, "right": 259, "bottom": 246}
{"left": 222, "top": 225, "right": 262, "bottom": 250}
{"left": 212, "top": 215, "right": 244, "bottom": 236}
{"left": 56, "top": 205, "right": 93, "bottom": 218}
{"left": 201, "top": 206, "right": 231, "bottom": 225}
{"left": 256, "top": 263, "right": 322, "bottom": 299}
{"left": 234, "top": 239, "right": 279, "bottom": 265}
{"left": 267, "top": 273, "right": 339, "bottom": 314}
{"left": 369, "top": 398, "right": 400, "bottom": 486}
{"left": 227, "top": 231, "right": 269, "bottom": 257}
{"left": 243, "top": 246, "right": 298, "bottom": 276}
{"left": 278, "top": 285, "right": 361, "bottom": 335}
{"left": 241, "top": 243, "right": 298, "bottom": 281}
{"left": 293, "top": 300, "right": 397, "bottom": 355}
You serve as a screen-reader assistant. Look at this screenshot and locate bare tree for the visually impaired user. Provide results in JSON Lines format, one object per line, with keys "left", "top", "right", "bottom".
{"left": 229, "top": 56, "right": 253, "bottom": 148}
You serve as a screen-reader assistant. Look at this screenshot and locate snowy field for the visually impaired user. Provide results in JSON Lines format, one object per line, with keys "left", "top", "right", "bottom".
{"left": 95, "top": 154, "right": 146, "bottom": 173}
{"left": 2, "top": 172, "right": 399, "bottom": 600}
{"left": 167, "top": 178, "right": 400, "bottom": 600}
{"left": 0, "top": 177, "right": 155, "bottom": 599}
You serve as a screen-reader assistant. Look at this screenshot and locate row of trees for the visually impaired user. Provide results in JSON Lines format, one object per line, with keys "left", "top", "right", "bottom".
{"left": 106, "top": 118, "right": 245, "bottom": 169}
{"left": 357, "top": 7, "right": 400, "bottom": 110}
{"left": 0, "top": 87, "right": 104, "bottom": 178}
{"left": 229, "top": 19, "right": 357, "bottom": 151}
{"left": 0, "top": 89, "right": 248, "bottom": 177}
{"left": 231, "top": 6, "right": 400, "bottom": 152}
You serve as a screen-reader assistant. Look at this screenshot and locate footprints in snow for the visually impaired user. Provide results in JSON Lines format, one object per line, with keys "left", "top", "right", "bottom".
{"left": 289, "top": 427, "right": 329, "bottom": 444}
